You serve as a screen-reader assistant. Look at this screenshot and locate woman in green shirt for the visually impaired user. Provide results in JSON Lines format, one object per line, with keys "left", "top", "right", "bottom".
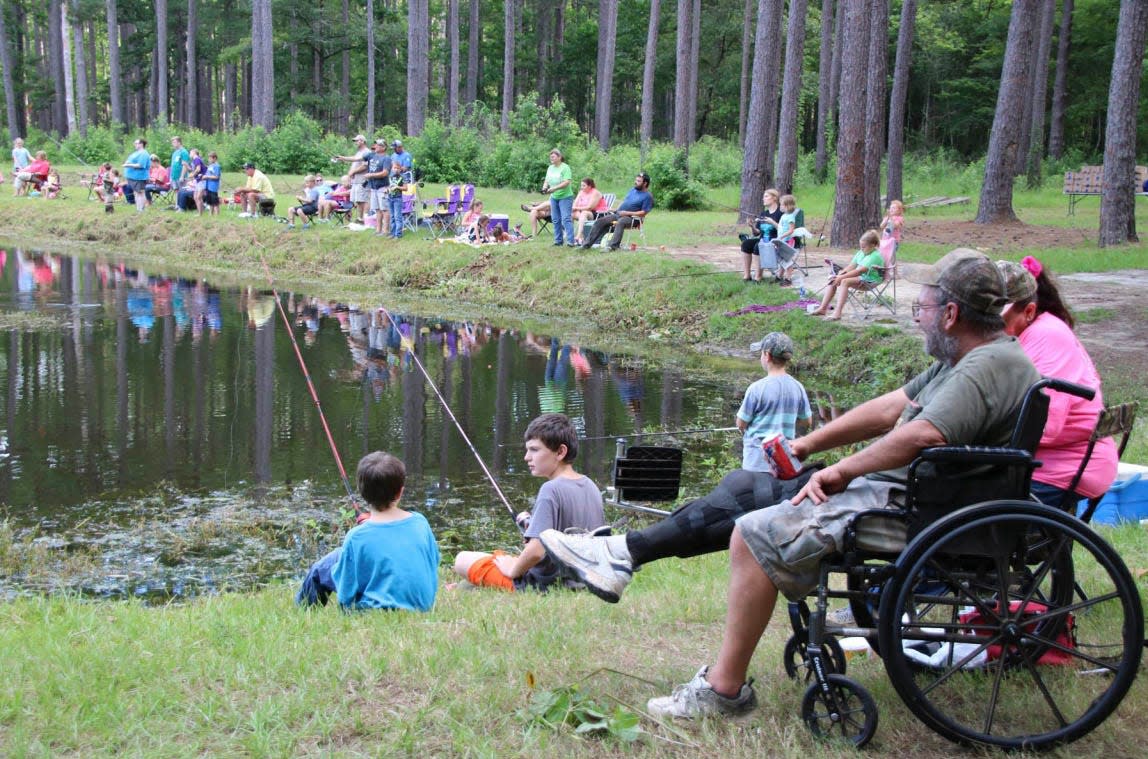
{"left": 543, "top": 149, "right": 575, "bottom": 246}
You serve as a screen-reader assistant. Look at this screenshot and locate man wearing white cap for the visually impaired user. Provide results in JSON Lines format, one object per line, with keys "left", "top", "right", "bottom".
{"left": 333, "top": 134, "right": 371, "bottom": 223}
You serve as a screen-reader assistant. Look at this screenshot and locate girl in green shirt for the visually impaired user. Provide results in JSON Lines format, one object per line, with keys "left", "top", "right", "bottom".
{"left": 810, "top": 229, "right": 885, "bottom": 320}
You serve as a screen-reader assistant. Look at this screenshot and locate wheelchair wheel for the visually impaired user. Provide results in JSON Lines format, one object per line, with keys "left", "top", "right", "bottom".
{"left": 878, "top": 501, "right": 1143, "bottom": 750}
{"left": 800, "top": 674, "right": 879, "bottom": 748}
{"left": 783, "top": 634, "right": 846, "bottom": 682}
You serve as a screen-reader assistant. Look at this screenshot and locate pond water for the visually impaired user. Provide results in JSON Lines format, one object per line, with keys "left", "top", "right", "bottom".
{"left": 0, "top": 249, "right": 770, "bottom": 602}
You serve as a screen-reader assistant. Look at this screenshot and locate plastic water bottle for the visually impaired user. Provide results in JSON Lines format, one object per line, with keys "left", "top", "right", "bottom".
{"left": 792, "top": 270, "right": 806, "bottom": 298}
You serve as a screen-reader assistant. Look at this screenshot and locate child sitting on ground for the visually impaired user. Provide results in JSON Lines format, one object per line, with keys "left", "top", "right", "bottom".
{"left": 736, "top": 331, "right": 812, "bottom": 472}
{"left": 459, "top": 200, "right": 484, "bottom": 240}
{"left": 810, "top": 229, "right": 883, "bottom": 320}
{"left": 452, "top": 413, "right": 605, "bottom": 592}
{"left": 297, "top": 451, "right": 440, "bottom": 611}
{"left": 286, "top": 175, "right": 320, "bottom": 229}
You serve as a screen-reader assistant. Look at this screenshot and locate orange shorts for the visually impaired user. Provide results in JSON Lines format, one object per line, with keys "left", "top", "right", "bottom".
{"left": 466, "top": 550, "right": 516, "bottom": 592}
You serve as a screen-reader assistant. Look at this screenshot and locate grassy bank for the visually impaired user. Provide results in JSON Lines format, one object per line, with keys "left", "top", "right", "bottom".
{"left": 2, "top": 524, "right": 1146, "bottom": 757}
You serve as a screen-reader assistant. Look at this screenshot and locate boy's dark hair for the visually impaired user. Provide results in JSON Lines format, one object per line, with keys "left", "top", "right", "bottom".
{"left": 524, "top": 413, "right": 578, "bottom": 462}
{"left": 357, "top": 451, "right": 405, "bottom": 508}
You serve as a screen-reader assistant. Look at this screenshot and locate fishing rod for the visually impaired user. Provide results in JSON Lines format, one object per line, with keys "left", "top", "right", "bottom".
{"left": 42, "top": 133, "right": 93, "bottom": 168}
{"left": 375, "top": 303, "right": 523, "bottom": 533}
{"left": 253, "top": 242, "right": 365, "bottom": 521}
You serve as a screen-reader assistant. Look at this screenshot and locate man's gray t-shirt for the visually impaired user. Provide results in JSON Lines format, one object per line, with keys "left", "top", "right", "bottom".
{"left": 520, "top": 474, "right": 605, "bottom": 591}
{"left": 870, "top": 336, "right": 1040, "bottom": 484}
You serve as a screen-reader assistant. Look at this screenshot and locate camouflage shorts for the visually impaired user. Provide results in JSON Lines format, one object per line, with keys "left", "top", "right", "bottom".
{"left": 736, "top": 479, "right": 907, "bottom": 600}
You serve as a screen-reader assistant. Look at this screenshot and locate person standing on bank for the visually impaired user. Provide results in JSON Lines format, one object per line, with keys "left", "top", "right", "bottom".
{"left": 543, "top": 149, "right": 575, "bottom": 246}
{"left": 122, "top": 138, "right": 151, "bottom": 213}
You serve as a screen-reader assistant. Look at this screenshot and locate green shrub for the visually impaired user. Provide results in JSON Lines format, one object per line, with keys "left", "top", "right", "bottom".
{"left": 688, "top": 136, "right": 742, "bottom": 187}
{"left": 645, "top": 145, "right": 708, "bottom": 210}
{"left": 409, "top": 119, "right": 483, "bottom": 184}
{"left": 60, "top": 125, "right": 123, "bottom": 165}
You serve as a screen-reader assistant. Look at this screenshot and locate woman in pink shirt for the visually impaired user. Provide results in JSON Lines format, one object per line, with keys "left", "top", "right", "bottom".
{"left": 571, "top": 178, "right": 607, "bottom": 245}
{"left": 998, "top": 257, "right": 1117, "bottom": 508}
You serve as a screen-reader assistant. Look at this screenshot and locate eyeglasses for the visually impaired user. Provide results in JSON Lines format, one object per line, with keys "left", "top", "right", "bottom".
{"left": 911, "top": 301, "right": 945, "bottom": 318}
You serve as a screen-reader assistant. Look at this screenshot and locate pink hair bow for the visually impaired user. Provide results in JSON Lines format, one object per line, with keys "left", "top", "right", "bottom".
{"left": 1021, "top": 255, "right": 1042, "bottom": 278}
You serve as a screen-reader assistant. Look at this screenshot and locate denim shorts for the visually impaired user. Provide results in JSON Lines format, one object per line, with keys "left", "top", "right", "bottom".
{"left": 736, "top": 479, "right": 906, "bottom": 600}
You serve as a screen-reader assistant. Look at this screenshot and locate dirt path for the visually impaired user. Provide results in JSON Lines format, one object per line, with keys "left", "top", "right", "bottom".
{"left": 659, "top": 220, "right": 1148, "bottom": 384}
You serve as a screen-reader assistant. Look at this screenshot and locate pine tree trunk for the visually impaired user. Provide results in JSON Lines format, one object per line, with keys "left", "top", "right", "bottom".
{"left": 739, "top": 0, "right": 755, "bottom": 147}
{"left": 68, "top": 1, "right": 87, "bottom": 134}
{"left": 776, "top": 0, "right": 809, "bottom": 194}
{"left": 465, "top": 0, "right": 479, "bottom": 109}
{"left": 1025, "top": 0, "right": 1056, "bottom": 188}
{"left": 536, "top": 1, "right": 551, "bottom": 103}
{"left": 407, "top": 0, "right": 428, "bottom": 136}
{"left": 1099, "top": 0, "right": 1148, "bottom": 246}
{"left": 367, "top": 0, "right": 376, "bottom": 134}
{"left": 0, "top": 2, "right": 22, "bottom": 137}
{"left": 341, "top": 0, "right": 350, "bottom": 129}
{"left": 673, "top": 0, "right": 693, "bottom": 147}
{"left": 501, "top": 0, "right": 515, "bottom": 131}
{"left": 156, "top": 0, "right": 168, "bottom": 122}
{"left": 640, "top": 0, "right": 661, "bottom": 155}
{"left": 106, "top": 0, "right": 122, "bottom": 126}
{"left": 831, "top": 0, "right": 870, "bottom": 245}
{"left": 829, "top": 0, "right": 844, "bottom": 137}
{"left": 595, "top": 0, "right": 618, "bottom": 148}
{"left": 687, "top": 0, "right": 701, "bottom": 143}
{"left": 814, "top": 0, "right": 835, "bottom": 181}
{"left": 251, "top": 0, "right": 274, "bottom": 130}
{"left": 448, "top": 0, "right": 459, "bottom": 124}
{"left": 48, "top": 0, "right": 67, "bottom": 132}
{"left": 61, "top": 4, "right": 77, "bottom": 136}
{"left": 885, "top": 0, "right": 917, "bottom": 203}
{"left": 186, "top": 0, "right": 198, "bottom": 129}
{"left": 864, "top": 0, "right": 888, "bottom": 223}
{"left": 1048, "top": 0, "right": 1073, "bottom": 159}
{"left": 976, "top": 0, "right": 1039, "bottom": 225}
{"left": 739, "top": 0, "right": 785, "bottom": 223}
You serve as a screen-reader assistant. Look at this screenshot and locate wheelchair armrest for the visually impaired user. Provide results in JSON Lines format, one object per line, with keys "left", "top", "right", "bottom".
{"left": 912, "top": 446, "right": 1035, "bottom": 468}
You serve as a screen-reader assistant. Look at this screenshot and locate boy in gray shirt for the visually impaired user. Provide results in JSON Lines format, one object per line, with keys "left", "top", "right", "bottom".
{"left": 452, "top": 413, "right": 605, "bottom": 592}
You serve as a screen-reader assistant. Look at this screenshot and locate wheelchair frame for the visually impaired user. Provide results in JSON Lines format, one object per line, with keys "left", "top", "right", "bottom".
{"left": 783, "top": 378, "right": 1145, "bottom": 750}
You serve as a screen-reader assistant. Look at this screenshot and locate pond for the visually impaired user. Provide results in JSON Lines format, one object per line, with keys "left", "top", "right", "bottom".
{"left": 0, "top": 248, "right": 771, "bottom": 602}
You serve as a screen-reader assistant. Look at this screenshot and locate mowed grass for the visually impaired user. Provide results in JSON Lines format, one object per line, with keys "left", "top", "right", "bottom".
{"left": 1, "top": 524, "right": 1146, "bottom": 757}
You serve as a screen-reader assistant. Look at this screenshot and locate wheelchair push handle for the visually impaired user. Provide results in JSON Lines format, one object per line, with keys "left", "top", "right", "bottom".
{"left": 1036, "top": 376, "right": 1095, "bottom": 402}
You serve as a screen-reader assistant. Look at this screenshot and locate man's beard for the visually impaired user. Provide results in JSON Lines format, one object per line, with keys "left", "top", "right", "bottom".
{"left": 923, "top": 316, "right": 960, "bottom": 366}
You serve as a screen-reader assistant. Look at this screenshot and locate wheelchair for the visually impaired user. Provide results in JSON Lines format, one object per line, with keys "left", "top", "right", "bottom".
{"left": 784, "top": 378, "right": 1145, "bottom": 750}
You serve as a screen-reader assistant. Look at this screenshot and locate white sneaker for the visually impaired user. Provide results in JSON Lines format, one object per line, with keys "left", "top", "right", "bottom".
{"left": 647, "top": 666, "right": 757, "bottom": 719}
{"left": 237, "top": 212, "right": 252, "bottom": 218}
{"left": 539, "top": 529, "right": 632, "bottom": 603}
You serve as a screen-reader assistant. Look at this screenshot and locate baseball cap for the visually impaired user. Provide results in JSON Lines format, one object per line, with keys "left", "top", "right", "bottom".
{"left": 243, "top": 162, "right": 255, "bottom": 169}
{"left": 392, "top": 140, "right": 403, "bottom": 147}
{"left": 750, "top": 331, "right": 795, "bottom": 359}
{"left": 374, "top": 138, "right": 387, "bottom": 147}
{"left": 353, "top": 134, "right": 366, "bottom": 143}
{"left": 996, "top": 260, "right": 1037, "bottom": 303}
{"left": 905, "top": 248, "right": 1006, "bottom": 318}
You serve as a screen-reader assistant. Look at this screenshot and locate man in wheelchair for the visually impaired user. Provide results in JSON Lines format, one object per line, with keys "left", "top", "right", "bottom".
{"left": 640, "top": 249, "right": 1044, "bottom": 718}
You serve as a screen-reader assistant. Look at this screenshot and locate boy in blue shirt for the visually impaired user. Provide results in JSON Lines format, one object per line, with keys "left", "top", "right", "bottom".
{"left": 736, "top": 332, "right": 812, "bottom": 472}
{"left": 297, "top": 451, "right": 439, "bottom": 612}
{"left": 203, "top": 152, "right": 222, "bottom": 216}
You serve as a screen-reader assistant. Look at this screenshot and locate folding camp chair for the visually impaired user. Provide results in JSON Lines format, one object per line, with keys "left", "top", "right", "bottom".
{"left": 401, "top": 188, "right": 420, "bottom": 235}
{"left": 847, "top": 242, "right": 897, "bottom": 318}
{"left": 1068, "top": 401, "right": 1139, "bottom": 522}
{"left": 458, "top": 184, "right": 475, "bottom": 214}
{"left": 422, "top": 184, "right": 461, "bottom": 238}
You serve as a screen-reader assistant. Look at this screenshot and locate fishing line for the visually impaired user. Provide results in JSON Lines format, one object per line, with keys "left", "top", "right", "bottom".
{"left": 252, "top": 240, "right": 363, "bottom": 518}
{"left": 497, "top": 426, "right": 739, "bottom": 447}
{"left": 375, "top": 303, "right": 522, "bottom": 532}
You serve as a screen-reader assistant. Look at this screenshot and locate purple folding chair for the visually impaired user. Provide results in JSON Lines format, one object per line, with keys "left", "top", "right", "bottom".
{"left": 423, "top": 184, "right": 461, "bottom": 238}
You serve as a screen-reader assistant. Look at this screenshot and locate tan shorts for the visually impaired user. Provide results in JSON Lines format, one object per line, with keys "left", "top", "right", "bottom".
{"left": 350, "top": 184, "right": 369, "bottom": 204}
{"left": 736, "top": 479, "right": 906, "bottom": 600}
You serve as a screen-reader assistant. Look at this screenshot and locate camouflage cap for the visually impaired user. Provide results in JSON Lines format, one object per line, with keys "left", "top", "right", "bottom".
{"left": 906, "top": 248, "right": 1006, "bottom": 317}
{"left": 750, "top": 331, "right": 795, "bottom": 360}
{"left": 996, "top": 260, "right": 1038, "bottom": 303}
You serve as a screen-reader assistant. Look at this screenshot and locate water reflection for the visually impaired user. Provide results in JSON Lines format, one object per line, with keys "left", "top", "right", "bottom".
{"left": 1, "top": 249, "right": 745, "bottom": 601}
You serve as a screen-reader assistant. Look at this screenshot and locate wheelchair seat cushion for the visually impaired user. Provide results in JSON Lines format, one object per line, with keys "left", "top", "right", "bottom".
{"left": 736, "top": 479, "right": 906, "bottom": 601}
